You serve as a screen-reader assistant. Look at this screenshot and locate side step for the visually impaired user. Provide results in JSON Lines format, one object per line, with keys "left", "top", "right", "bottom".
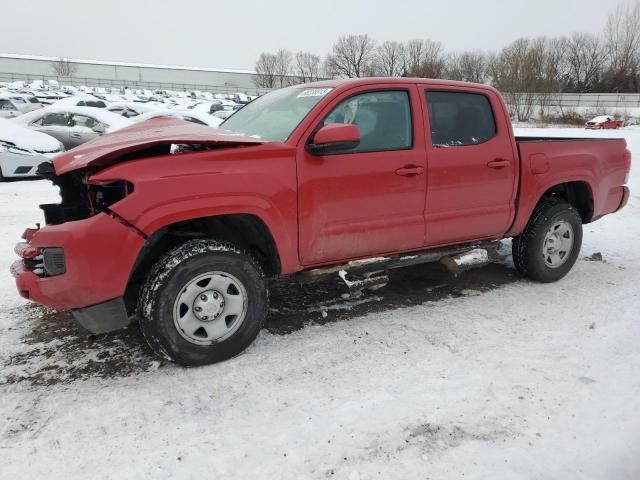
{"left": 296, "top": 241, "right": 502, "bottom": 294}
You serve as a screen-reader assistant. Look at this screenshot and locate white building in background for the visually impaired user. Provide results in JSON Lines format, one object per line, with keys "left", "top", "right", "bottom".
{"left": 0, "top": 53, "right": 269, "bottom": 94}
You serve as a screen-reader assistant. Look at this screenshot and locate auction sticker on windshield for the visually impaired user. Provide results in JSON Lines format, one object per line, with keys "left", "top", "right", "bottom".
{"left": 297, "top": 88, "right": 332, "bottom": 98}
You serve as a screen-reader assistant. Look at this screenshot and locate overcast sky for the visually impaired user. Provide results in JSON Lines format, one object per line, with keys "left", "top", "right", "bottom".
{"left": 0, "top": 0, "right": 626, "bottom": 71}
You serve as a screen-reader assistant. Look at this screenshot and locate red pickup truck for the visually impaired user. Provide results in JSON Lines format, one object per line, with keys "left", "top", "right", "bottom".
{"left": 11, "top": 78, "right": 631, "bottom": 366}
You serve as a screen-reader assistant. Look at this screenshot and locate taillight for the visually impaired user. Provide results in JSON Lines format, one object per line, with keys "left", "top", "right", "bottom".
{"left": 623, "top": 148, "right": 632, "bottom": 184}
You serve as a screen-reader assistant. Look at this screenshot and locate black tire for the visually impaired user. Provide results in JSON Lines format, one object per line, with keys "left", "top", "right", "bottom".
{"left": 138, "top": 239, "right": 268, "bottom": 366}
{"left": 512, "top": 200, "right": 583, "bottom": 283}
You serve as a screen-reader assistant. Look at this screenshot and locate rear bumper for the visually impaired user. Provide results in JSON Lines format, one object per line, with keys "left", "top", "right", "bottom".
{"left": 616, "top": 186, "right": 630, "bottom": 212}
{"left": 11, "top": 212, "right": 145, "bottom": 312}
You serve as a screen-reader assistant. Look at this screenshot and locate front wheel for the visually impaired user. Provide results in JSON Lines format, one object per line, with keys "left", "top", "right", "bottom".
{"left": 138, "top": 240, "right": 269, "bottom": 366}
{"left": 512, "top": 200, "right": 583, "bottom": 283}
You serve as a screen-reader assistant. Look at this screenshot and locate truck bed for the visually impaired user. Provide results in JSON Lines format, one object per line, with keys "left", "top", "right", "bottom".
{"left": 510, "top": 136, "right": 628, "bottom": 236}
{"left": 515, "top": 136, "right": 625, "bottom": 143}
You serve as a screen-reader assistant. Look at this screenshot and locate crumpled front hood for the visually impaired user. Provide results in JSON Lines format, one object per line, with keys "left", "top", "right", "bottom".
{"left": 53, "top": 116, "right": 265, "bottom": 175}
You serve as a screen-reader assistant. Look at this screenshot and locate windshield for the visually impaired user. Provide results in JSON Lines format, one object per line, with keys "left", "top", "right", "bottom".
{"left": 221, "top": 87, "right": 333, "bottom": 142}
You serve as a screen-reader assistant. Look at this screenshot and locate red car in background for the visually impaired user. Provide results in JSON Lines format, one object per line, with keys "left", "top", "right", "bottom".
{"left": 585, "top": 116, "right": 624, "bottom": 129}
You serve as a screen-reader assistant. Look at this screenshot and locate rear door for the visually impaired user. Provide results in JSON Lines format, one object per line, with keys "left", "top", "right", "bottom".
{"left": 423, "top": 88, "right": 518, "bottom": 246}
{"left": 297, "top": 85, "right": 427, "bottom": 265}
{"left": 68, "top": 114, "right": 102, "bottom": 148}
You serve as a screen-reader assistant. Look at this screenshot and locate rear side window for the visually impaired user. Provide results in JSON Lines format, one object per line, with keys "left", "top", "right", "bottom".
{"left": 323, "top": 90, "right": 412, "bottom": 152}
{"left": 85, "top": 101, "right": 106, "bottom": 108}
{"left": 425, "top": 91, "right": 496, "bottom": 147}
{"left": 0, "top": 99, "right": 15, "bottom": 110}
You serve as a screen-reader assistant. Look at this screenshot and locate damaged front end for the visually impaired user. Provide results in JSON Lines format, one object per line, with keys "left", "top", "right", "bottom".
{"left": 36, "top": 161, "right": 134, "bottom": 226}
{"left": 11, "top": 117, "right": 266, "bottom": 333}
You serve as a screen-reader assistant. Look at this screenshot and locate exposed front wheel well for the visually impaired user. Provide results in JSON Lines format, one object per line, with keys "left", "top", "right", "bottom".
{"left": 540, "top": 181, "right": 593, "bottom": 223}
{"left": 126, "top": 214, "right": 281, "bottom": 309}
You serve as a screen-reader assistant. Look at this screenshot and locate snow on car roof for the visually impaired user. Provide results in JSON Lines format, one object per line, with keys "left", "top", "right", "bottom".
{"left": 130, "top": 110, "right": 223, "bottom": 128}
{"left": 0, "top": 118, "right": 61, "bottom": 152}
{"left": 106, "top": 102, "right": 164, "bottom": 114}
{"left": 589, "top": 115, "right": 614, "bottom": 123}
{"left": 53, "top": 94, "right": 104, "bottom": 107}
{"left": 9, "top": 106, "right": 133, "bottom": 132}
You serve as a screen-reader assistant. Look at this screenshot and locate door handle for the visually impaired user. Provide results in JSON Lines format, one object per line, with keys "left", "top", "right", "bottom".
{"left": 395, "top": 165, "right": 424, "bottom": 176}
{"left": 71, "top": 133, "right": 82, "bottom": 138}
{"left": 487, "top": 159, "right": 510, "bottom": 169}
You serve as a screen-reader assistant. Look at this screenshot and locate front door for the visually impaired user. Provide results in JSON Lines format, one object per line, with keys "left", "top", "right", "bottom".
{"left": 297, "top": 86, "right": 427, "bottom": 266}
{"left": 35, "top": 112, "right": 70, "bottom": 148}
{"left": 423, "top": 88, "right": 518, "bottom": 246}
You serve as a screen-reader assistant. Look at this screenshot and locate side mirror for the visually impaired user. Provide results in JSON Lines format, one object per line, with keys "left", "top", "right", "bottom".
{"left": 306, "top": 123, "right": 360, "bottom": 155}
{"left": 92, "top": 123, "right": 106, "bottom": 134}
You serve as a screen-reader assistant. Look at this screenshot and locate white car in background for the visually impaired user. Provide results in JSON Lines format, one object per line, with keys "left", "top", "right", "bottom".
{"left": 0, "top": 95, "right": 27, "bottom": 119}
{"left": 95, "top": 93, "right": 128, "bottom": 103}
{"left": 0, "top": 119, "right": 64, "bottom": 180}
{"left": 53, "top": 94, "right": 107, "bottom": 108}
{"left": 107, "top": 101, "right": 163, "bottom": 118}
{"left": 131, "top": 110, "right": 223, "bottom": 128}
{"left": 212, "top": 110, "right": 235, "bottom": 120}
{"left": 0, "top": 93, "right": 43, "bottom": 117}
{"left": 219, "top": 99, "right": 240, "bottom": 111}
{"left": 10, "top": 106, "right": 132, "bottom": 149}
{"left": 33, "top": 90, "right": 69, "bottom": 105}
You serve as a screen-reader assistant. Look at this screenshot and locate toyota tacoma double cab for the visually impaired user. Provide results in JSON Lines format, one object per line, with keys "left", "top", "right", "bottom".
{"left": 11, "top": 78, "right": 632, "bottom": 366}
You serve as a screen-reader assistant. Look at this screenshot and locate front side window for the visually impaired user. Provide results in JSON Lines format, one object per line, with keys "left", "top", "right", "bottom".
{"left": 426, "top": 91, "right": 496, "bottom": 147}
{"left": 322, "top": 90, "right": 412, "bottom": 153}
{"left": 221, "top": 86, "right": 333, "bottom": 142}
{"left": 42, "top": 113, "right": 69, "bottom": 126}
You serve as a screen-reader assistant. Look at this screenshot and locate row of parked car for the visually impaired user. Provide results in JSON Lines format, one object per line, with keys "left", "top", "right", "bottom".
{"left": 0, "top": 83, "right": 256, "bottom": 180}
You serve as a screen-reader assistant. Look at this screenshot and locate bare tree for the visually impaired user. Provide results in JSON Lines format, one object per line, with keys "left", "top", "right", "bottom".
{"left": 405, "top": 40, "right": 445, "bottom": 78}
{"left": 50, "top": 57, "right": 78, "bottom": 77}
{"left": 565, "top": 33, "right": 605, "bottom": 92}
{"left": 374, "top": 41, "right": 405, "bottom": 77}
{"left": 603, "top": 2, "right": 640, "bottom": 91}
{"left": 325, "top": 34, "right": 377, "bottom": 78}
{"left": 538, "top": 37, "right": 569, "bottom": 111}
{"left": 445, "top": 51, "right": 488, "bottom": 83}
{"left": 295, "top": 51, "right": 322, "bottom": 83}
{"left": 492, "top": 38, "right": 542, "bottom": 120}
{"left": 274, "top": 49, "right": 293, "bottom": 87}
{"left": 254, "top": 52, "right": 279, "bottom": 88}
{"left": 404, "top": 39, "right": 425, "bottom": 74}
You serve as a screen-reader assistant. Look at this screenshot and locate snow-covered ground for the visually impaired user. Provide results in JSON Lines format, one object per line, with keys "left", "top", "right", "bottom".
{"left": 0, "top": 127, "right": 639, "bottom": 479}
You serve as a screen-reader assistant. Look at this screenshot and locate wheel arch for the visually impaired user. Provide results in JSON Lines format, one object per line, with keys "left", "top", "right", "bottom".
{"left": 509, "top": 179, "right": 595, "bottom": 236}
{"left": 539, "top": 180, "right": 594, "bottom": 223}
{"left": 127, "top": 213, "right": 282, "bottom": 295}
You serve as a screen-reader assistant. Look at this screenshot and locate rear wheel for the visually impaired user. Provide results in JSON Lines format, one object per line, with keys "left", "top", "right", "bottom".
{"left": 138, "top": 240, "right": 268, "bottom": 366}
{"left": 512, "top": 200, "right": 583, "bottom": 283}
